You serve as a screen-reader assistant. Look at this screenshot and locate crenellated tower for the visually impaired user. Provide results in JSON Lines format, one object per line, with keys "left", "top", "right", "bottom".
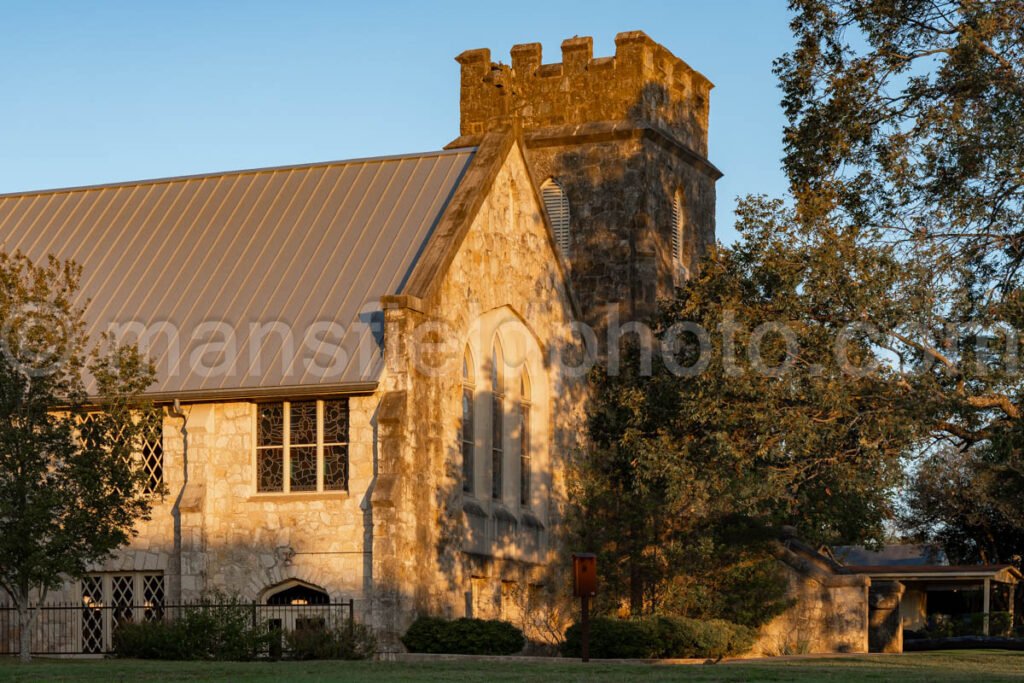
{"left": 448, "top": 31, "right": 721, "bottom": 327}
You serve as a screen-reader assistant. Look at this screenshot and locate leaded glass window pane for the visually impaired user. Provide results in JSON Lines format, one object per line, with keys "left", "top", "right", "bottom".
{"left": 323, "top": 400, "right": 348, "bottom": 444}
{"left": 324, "top": 445, "right": 348, "bottom": 491}
{"left": 290, "top": 446, "right": 318, "bottom": 491}
{"left": 258, "top": 448, "right": 284, "bottom": 492}
{"left": 520, "top": 405, "right": 531, "bottom": 507}
{"left": 462, "top": 388, "right": 474, "bottom": 493}
{"left": 492, "top": 394, "right": 503, "bottom": 500}
{"left": 290, "top": 401, "right": 317, "bottom": 445}
{"left": 258, "top": 404, "right": 284, "bottom": 447}
{"left": 255, "top": 399, "right": 348, "bottom": 494}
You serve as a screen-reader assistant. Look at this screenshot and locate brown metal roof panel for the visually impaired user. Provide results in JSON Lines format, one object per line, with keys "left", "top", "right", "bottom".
{"left": 0, "top": 149, "right": 476, "bottom": 396}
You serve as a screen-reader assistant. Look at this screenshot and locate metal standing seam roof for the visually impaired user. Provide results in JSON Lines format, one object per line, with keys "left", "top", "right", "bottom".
{"left": 845, "top": 565, "right": 1023, "bottom": 580}
{"left": 0, "top": 148, "right": 475, "bottom": 399}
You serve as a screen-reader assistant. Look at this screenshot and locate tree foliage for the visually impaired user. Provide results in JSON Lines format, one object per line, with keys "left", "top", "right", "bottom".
{"left": 0, "top": 252, "right": 157, "bottom": 660}
{"left": 575, "top": 0, "right": 1024, "bottom": 617}
{"left": 572, "top": 197, "right": 920, "bottom": 621}
{"left": 778, "top": 0, "right": 1024, "bottom": 568}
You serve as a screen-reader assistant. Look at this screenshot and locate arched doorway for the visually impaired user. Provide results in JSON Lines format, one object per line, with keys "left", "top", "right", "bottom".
{"left": 265, "top": 581, "right": 330, "bottom": 606}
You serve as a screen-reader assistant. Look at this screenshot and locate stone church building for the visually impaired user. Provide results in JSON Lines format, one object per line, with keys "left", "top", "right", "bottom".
{"left": 0, "top": 31, "right": 721, "bottom": 650}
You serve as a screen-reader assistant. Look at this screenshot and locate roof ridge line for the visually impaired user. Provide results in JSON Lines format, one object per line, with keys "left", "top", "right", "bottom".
{"left": 0, "top": 147, "right": 478, "bottom": 200}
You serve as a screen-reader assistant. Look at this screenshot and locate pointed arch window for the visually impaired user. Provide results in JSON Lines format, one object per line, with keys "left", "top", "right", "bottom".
{"left": 541, "top": 178, "right": 571, "bottom": 257}
{"left": 462, "top": 348, "right": 475, "bottom": 494}
{"left": 491, "top": 342, "right": 505, "bottom": 501}
{"left": 519, "top": 369, "right": 532, "bottom": 508}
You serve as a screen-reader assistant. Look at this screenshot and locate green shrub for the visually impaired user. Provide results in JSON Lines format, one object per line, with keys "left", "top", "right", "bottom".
{"left": 113, "top": 619, "right": 189, "bottom": 660}
{"left": 561, "top": 616, "right": 755, "bottom": 660}
{"left": 285, "top": 623, "right": 377, "bottom": 660}
{"left": 561, "top": 617, "right": 659, "bottom": 659}
{"left": 401, "top": 616, "right": 525, "bottom": 655}
{"left": 923, "top": 611, "right": 1015, "bottom": 639}
{"left": 990, "top": 612, "right": 1013, "bottom": 637}
{"left": 114, "top": 595, "right": 269, "bottom": 660}
{"left": 653, "top": 615, "right": 756, "bottom": 659}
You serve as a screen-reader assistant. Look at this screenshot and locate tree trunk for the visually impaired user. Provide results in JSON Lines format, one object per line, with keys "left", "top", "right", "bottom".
{"left": 17, "top": 600, "right": 35, "bottom": 663}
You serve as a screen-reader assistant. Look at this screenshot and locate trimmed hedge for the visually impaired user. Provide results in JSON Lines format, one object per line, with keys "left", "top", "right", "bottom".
{"left": 401, "top": 617, "right": 525, "bottom": 655}
{"left": 561, "top": 615, "right": 755, "bottom": 660}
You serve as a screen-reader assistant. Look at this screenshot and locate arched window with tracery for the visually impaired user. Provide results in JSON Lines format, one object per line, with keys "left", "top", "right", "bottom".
{"left": 541, "top": 178, "right": 571, "bottom": 258}
{"left": 519, "top": 369, "right": 532, "bottom": 508}
{"left": 491, "top": 341, "right": 505, "bottom": 501}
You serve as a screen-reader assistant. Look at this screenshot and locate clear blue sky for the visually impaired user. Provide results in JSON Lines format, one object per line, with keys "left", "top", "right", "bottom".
{"left": 0, "top": 0, "right": 794, "bottom": 244}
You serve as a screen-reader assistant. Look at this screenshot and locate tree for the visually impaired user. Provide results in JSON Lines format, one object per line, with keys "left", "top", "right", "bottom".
{"left": 903, "top": 435, "right": 1024, "bottom": 570}
{"left": 777, "top": 0, "right": 1024, "bottom": 565}
{"left": 572, "top": 196, "right": 921, "bottom": 622}
{"left": 0, "top": 252, "right": 156, "bottom": 662}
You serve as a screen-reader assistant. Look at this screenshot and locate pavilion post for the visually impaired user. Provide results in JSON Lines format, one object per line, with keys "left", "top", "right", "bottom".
{"left": 1008, "top": 583, "right": 1015, "bottom": 633}
{"left": 983, "top": 577, "right": 991, "bottom": 636}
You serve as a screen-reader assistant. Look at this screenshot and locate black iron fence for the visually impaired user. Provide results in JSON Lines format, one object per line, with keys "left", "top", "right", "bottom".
{"left": 0, "top": 600, "right": 356, "bottom": 656}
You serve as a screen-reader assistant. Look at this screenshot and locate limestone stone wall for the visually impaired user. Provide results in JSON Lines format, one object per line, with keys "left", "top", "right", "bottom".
{"left": 457, "top": 32, "right": 712, "bottom": 156}
{"left": 39, "top": 141, "right": 583, "bottom": 652}
{"left": 452, "top": 32, "right": 719, "bottom": 329}
{"left": 373, "top": 139, "right": 585, "bottom": 646}
{"left": 751, "top": 556, "right": 870, "bottom": 656}
{"left": 51, "top": 395, "right": 379, "bottom": 620}
{"left": 526, "top": 136, "right": 716, "bottom": 327}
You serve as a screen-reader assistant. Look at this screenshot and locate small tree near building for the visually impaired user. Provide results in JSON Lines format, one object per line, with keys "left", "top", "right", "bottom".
{"left": 0, "top": 252, "right": 157, "bottom": 662}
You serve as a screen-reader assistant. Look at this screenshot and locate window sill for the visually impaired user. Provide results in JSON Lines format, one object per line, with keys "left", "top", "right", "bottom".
{"left": 247, "top": 491, "right": 350, "bottom": 503}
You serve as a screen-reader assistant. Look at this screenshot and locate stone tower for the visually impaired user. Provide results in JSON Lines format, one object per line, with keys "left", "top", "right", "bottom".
{"left": 448, "top": 31, "right": 721, "bottom": 328}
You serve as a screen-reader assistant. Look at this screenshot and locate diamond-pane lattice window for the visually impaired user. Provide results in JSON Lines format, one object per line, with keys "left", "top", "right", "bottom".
{"left": 110, "top": 575, "right": 134, "bottom": 630}
{"left": 143, "top": 574, "right": 165, "bottom": 621}
{"left": 78, "top": 411, "right": 164, "bottom": 494}
{"left": 80, "top": 573, "right": 165, "bottom": 652}
{"left": 139, "top": 419, "right": 163, "bottom": 494}
{"left": 255, "top": 400, "right": 349, "bottom": 494}
{"left": 81, "top": 575, "right": 104, "bottom": 654}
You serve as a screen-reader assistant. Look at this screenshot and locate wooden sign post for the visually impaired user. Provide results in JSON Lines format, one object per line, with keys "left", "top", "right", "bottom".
{"left": 572, "top": 553, "right": 597, "bottom": 662}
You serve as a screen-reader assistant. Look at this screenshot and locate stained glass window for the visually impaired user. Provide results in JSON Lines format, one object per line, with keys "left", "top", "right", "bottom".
{"left": 323, "top": 400, "right": 348, "bottom": 491}
{"left": 491, "top": 342, "right": 504, "bottom": 501}
{"left": 462, "top": 347, "right": 475, "bottom": 495}
{"left": 462, "top": 389, "right": 474, "bottom": 493}
{"left": 290, "top": 447, "right": 318, "bottom": 491}
{"left": 290, "top": 401, "right": 317, "bottom": 446}
{"left": 520, "top": 407, "right": 531, "bottom": 508}
{"left": 324, "top": 445, "right": 348, "bottom": 491}
{"left": 255, "top": 400, "right": 349, "bottom": 494}
{"left": 257, "top": 403, "right": 285, "bottom": 492}
{"left": 520, "top": 370, "right": 532, "bottom": 507}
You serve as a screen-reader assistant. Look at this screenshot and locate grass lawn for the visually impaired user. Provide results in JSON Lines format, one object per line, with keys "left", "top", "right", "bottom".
{"left": 0, "top": 651, "right": 1021, "bottom": 682}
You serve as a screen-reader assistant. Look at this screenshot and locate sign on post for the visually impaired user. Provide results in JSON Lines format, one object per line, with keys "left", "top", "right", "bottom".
{"left": 572, "top": 553, "right": 597, "bottom": 662}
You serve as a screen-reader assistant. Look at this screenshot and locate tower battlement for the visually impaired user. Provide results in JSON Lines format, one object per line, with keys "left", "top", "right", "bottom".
{"left": 456, "top": 31, "right": 712, "bottom": 156}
